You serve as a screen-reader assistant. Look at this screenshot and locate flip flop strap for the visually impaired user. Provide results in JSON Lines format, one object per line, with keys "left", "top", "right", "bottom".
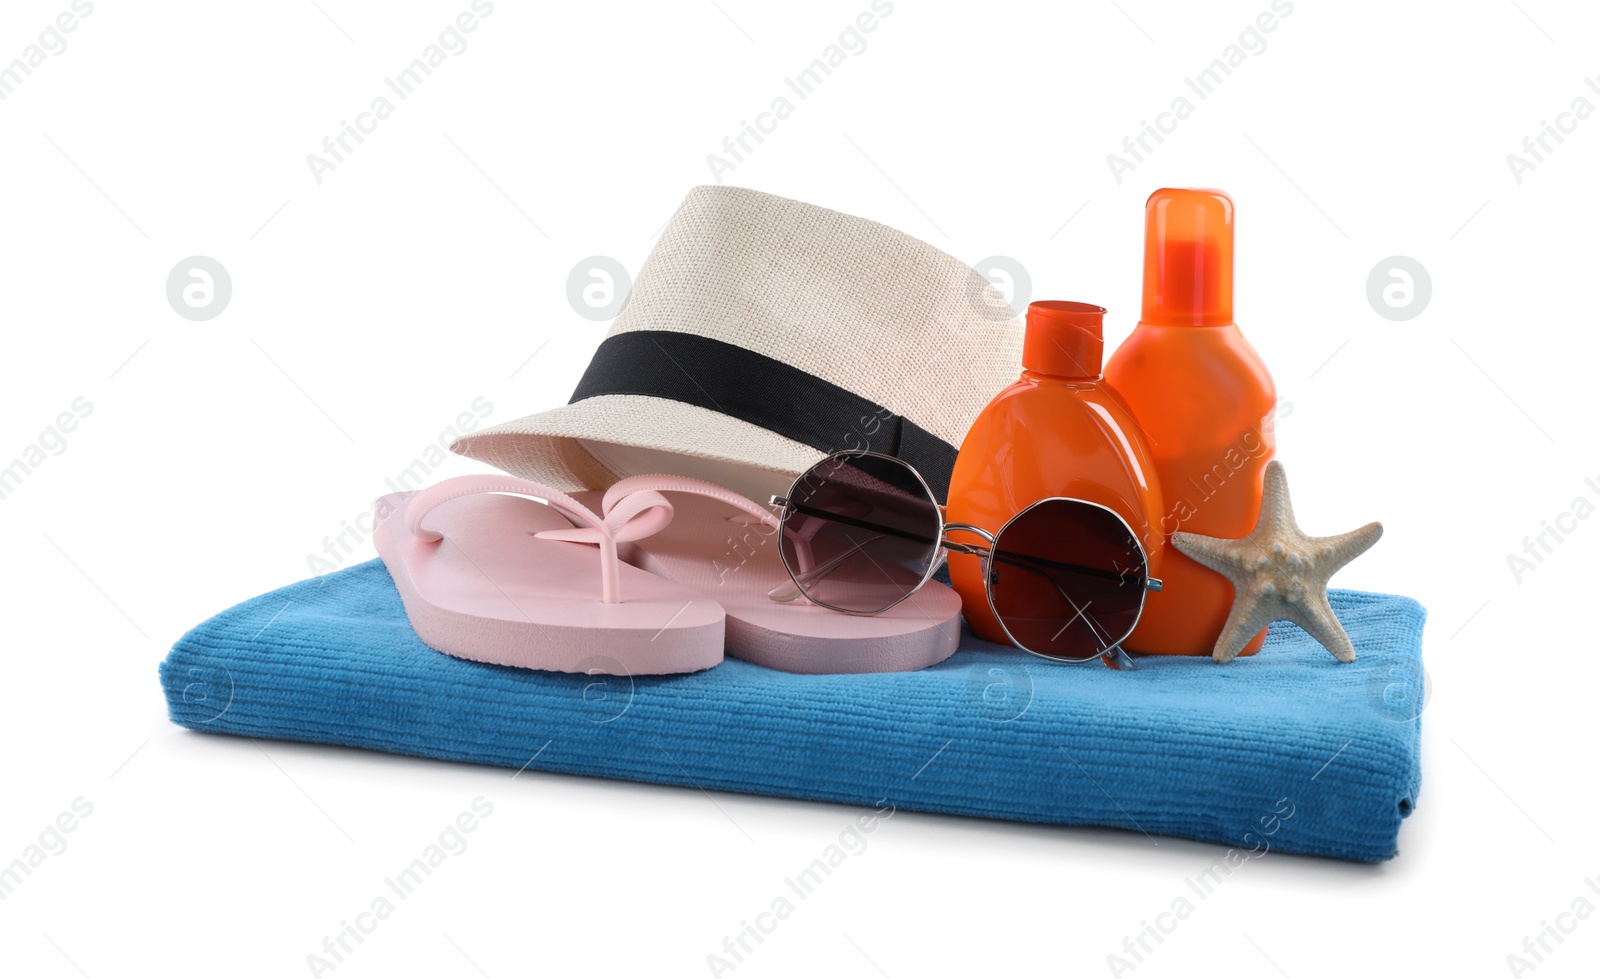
{"left": 602, "top": 474, "right": 827, "bottom": 589}
{"left": 602, "top": 474, "right": 782, "bottom": 532}
{"left": 403, "top": 475, "right": 674, "bottom": 604}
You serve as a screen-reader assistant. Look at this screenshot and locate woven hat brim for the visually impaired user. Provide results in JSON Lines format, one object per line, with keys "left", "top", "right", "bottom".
{"left": 449, "top": 394, "right": 828, "bottom": 492}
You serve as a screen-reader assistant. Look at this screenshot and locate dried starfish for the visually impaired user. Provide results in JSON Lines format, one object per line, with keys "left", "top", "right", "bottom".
{"left": 1171, "top": 460, "right": 1383, "bottom": 664}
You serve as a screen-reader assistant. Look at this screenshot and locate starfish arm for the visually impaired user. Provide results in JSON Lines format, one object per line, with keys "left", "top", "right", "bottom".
{"left": 1170, "top": 531, "right": 1240, "bottom": 577}
{"left": 1259, "top": 460, "right": 1296, "bottom": 538}
{"left": 1308, "top": 521, "right": 1384, "bottom": 577}
{"left": 1291, "top": 593, "right": 1358, "bottom": 663}
{"left": 1212, "top": 596, "right": 1278, "bottom": 664}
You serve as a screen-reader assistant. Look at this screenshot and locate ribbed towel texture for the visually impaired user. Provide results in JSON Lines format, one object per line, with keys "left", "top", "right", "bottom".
{"left": 159, "top": 560, "right": 1424, "bottom": 862}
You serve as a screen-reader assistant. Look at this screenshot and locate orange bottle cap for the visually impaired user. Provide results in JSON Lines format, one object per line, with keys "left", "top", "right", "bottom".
{"left": 1141, "top": 188, "right": 1234, "bottom": 327}
{"left": 1021, "top": 301, "right": 1105, "bottom": 378}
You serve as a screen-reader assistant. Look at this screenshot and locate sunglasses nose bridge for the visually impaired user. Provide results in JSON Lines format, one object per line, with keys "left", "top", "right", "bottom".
{"left": 941, "top": 521, "right": 996, "bottom": 546}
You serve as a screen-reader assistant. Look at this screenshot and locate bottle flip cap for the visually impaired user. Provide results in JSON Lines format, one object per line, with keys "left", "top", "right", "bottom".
{"left": 1141, "top": 188, "right": 1234, "bottom": 327}
{"left": 1021, "top": 300, "right": 1105, "bottom": 378}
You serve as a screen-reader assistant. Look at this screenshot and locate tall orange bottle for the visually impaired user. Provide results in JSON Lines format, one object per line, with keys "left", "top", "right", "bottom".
{"left": 1102, "top": 188, "right": 1278, "bottom": 656}
{"left": 945, "top": 301, "right": 1166, "bottom": 647}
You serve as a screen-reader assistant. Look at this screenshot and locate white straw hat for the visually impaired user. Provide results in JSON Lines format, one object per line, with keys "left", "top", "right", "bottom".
{"left": 451, "top": 185, "right": 1023, "bottom": 503}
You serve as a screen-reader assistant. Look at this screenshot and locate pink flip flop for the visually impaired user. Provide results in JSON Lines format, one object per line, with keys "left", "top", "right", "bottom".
{"left": 373, "top": 475, "right": 724, "bottom": 675}
{"left": 585, "top": 475, "right": 964, "bottom": 675}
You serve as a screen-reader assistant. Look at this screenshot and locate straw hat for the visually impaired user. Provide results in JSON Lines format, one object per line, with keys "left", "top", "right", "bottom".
{"left": 451, "top": 185, "right": 1023, "bottom": 502}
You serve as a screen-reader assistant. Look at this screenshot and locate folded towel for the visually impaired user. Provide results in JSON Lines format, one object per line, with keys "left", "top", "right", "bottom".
{"left": 158, "top": 560, "right": 1424, "bottom": 861}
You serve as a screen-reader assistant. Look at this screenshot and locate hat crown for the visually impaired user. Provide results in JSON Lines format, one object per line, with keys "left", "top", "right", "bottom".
{"left": 452, "top": 186, "right": 1025, "bottom": 501}
{"left": 607, "top": 185, "right": 1024, "bottom": 451}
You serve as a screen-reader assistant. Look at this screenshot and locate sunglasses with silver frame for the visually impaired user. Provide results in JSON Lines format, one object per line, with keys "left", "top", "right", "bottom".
{"left": 765, "top": 450, "right": 1163, "bottom": 671}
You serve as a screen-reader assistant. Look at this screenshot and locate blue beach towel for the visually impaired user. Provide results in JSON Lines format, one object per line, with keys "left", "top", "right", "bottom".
{"left": 158, "top": 560, "right": 1424, "bottom": 862}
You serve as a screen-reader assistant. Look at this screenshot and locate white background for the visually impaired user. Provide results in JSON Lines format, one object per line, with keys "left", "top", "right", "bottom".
{"left": 1, "top": 0, "right": 1596, "bottom": 976}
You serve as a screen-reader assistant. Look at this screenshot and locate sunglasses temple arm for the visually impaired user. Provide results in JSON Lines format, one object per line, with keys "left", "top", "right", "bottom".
{"left": 788, "top": 495, "right": 1157, "bottom": 590}
{"left": 768, "top": 501, "right": 949, "bottom": 603}
{"left": 1100, "top": 642, "right": 1138, "bottom": 671}
{"left": 766, "top": 533, "right": 890, "bottom": 602}
{"left": 783, "top": 504, "right": 1134, "bottom": 588}
{"left": 783, "top": 502, "right": 942, "bottom": 548}
{"left": 1057, "top": 583, "right": 1139, "bottom": 671}
{"left": 1063, "top": 592, "right": 1139, "bottom": 672}
{"left": 782, "top": 504, "right": 1108, "bottom": 582}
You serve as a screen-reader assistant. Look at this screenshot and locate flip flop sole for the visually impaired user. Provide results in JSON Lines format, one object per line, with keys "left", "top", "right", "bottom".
{"left": 589, "top": 492, "right": 963, "bottom": 674}
{"left": 375, "top": 492, "right": 724, "bottom": 675}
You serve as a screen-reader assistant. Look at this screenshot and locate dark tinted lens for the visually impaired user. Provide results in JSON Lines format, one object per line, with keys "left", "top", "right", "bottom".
{"left": 987, "top": 500, "right": 1148, "bottom": 661}
{"left": 777, "top": 452, "right": 942, "bottom": 613}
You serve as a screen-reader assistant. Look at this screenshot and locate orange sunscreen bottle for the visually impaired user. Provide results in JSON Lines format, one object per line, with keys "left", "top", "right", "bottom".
{"left": 1102, "top": 188, "right": 1278, "bottom": 656}
{"left": 945, "top": 301, "right": 1166, "bottom": 646}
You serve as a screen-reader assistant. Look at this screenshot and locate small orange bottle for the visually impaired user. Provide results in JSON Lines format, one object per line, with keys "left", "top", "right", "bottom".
{"left": 945, "top": 301, "right": 1166, "bottom": 646}
{"left": 1102, "top": 188, "right": 1278, "bottom": 657}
